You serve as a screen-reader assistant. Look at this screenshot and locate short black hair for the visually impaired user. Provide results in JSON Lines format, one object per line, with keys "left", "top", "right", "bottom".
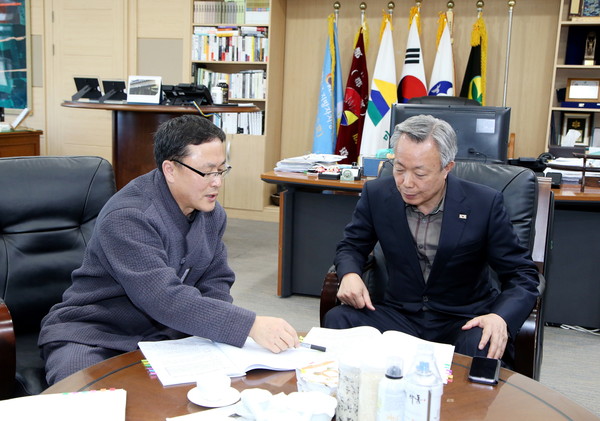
{"left": 154, "top": 114, "right": 226, "bottom": 173}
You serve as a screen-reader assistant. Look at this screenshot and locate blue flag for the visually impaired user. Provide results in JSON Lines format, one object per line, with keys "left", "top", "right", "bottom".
{"left": 313, "top": 14, "right": 341, "bottom": 154}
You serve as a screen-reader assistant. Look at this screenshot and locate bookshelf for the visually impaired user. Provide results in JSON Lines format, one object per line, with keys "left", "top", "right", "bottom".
{"left": 546, "top": 0, "right": 600, "bottom": 155}
{"left": 190, "top": 0, "right": 284, "bottom": 215}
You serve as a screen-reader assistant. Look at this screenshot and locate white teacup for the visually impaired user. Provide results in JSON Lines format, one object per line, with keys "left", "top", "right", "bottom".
{"left": 195, "top": 371, "right": 231, "bottom": 402}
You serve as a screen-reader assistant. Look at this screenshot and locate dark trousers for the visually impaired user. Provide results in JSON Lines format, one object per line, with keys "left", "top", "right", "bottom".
{"left": 324, "top": 304, "right": 515, "bottom": 367}
{"left": 42, "top": 341, "right": 123, "bottom": 385}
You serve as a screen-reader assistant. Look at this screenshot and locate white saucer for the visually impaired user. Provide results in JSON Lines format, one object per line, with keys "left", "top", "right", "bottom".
{"left": 187, "top": 386, "right": 241, "bottom": 408}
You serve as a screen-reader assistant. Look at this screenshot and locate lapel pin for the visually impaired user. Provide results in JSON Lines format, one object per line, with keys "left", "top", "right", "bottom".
{"left": 459, "top": 213, "right": 467, "bottom": 219}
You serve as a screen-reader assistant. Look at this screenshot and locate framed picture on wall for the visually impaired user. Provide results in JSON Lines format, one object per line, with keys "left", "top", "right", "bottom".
{"left": 561, "top": 112, "right": 591, "bottom": 145}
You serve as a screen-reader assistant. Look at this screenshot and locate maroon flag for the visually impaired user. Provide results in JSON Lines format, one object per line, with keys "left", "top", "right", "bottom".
{"left": 335, "top": 27, "right": 369, "bottom": 165}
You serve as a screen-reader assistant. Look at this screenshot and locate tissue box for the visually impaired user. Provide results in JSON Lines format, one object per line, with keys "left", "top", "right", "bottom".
{"left": 362, "top": 157, "right": 388, "bottom": 177}
{"left": 296, "top": 360, "right": 338, "bottom": 397}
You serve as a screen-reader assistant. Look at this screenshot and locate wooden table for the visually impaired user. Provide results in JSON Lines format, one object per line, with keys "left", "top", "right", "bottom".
{"left": 43, "top": 350, "right": 598, "bottom": 420}
{"left": 0, "top": 129, "right": 42, "bottom": 157}
{"left": 62, "top": 101, "right": 259, "bottom": 189}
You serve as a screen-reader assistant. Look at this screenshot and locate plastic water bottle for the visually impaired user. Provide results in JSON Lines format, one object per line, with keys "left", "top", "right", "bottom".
{"left": 376, "top": 357, "right": 405, "bottom": 421}
{"left": 403, "top": 347, "right": 443, "bottom": 421}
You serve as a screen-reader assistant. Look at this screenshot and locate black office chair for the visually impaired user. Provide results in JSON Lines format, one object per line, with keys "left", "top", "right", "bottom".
{"left": 320, "top": 160, "right": 554, "bottom": 380}
{"left": 0, "top": 156, "right": 116, "bottom": 399}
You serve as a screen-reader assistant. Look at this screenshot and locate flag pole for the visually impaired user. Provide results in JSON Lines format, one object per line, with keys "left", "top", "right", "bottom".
{"left": 388, "top": 2, "right": 395, "bottom": 16}
{"left": 477, "top": 0, "right": 484, "bottom": 18}
{"left": 447, "top": 1, "right": 455, "bottom": 43}
{"left": 502, "top": 0, "right": 516, "bottom": 107}
{"left": 334, "top": 1, "right": 340, "bottom": 23}
{"left": 360, "top": 2, "right": 366, "bottom": 25}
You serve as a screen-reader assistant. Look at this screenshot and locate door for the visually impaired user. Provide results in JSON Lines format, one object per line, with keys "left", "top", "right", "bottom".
{"left": 46, "top": 0, "right": 127, "bottom": 159}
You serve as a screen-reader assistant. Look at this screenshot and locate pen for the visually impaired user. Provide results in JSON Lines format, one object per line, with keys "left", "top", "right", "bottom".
{"left": 300, "top": 342, "right": 327, "bottom": 352}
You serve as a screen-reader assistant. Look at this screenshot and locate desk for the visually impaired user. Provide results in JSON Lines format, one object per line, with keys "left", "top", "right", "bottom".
{"left": 261, "top": 171, "right": 366, "bottom": 296}
{"left": 63, "top": 102, "right": 259, "bottom": 189}
{"left": 545, "top": 184, "right": 600, "bottom": 328}
{"left": 0, "top": 129, "right": 42, "bottom": 157}
{"left": 43, "top": 350, "right": 599, "bottom": 420}
{"left": 261, "top": 171, "right": 551, "bottom": 298}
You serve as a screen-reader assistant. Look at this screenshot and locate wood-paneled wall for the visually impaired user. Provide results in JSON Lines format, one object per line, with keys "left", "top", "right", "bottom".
{"left": 28, "top": 1, "right": 560, "bottom": 184}
{"left": 280, "top": 0, "right": 560, "bottom": 161}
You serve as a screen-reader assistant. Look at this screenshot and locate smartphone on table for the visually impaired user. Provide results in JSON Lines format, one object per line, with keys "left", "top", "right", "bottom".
{"left": 468, "top": 356, "right": 501, "bottom": 385}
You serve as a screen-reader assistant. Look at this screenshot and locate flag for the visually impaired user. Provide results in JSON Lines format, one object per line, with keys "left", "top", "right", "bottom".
{"left": 397, "top": 10, "right": 427, "bottom": 103}
{"left": 312, "top": 14, "right": 342, "bottom": 154}
{"left": 428, "top": 15, "right": 455, "bottom": 96}
{"left": 335, "top": 25, "right": 369, "bottom": 165}
{"left": 360, "top": 12, "right": 397, "bottom": 158}
{"left": 460, "top": 14, "right": 487, "bottom": 105}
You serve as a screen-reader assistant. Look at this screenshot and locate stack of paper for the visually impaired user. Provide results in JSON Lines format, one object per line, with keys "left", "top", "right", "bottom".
{"left": 546, "top": 157, "right": 600, "bottom": 183}
{"left": 274, "top": 154, "right": 345, "bottom": 173}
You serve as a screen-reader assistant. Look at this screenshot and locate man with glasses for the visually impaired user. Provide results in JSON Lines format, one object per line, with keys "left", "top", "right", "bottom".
{"left": 40, "top": 115, "right": 299, "bottom": 384}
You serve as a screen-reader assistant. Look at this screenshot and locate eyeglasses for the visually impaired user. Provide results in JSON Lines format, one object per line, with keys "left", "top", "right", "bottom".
{"left": 172, "top": 159, "right": 232, "bottom": 179}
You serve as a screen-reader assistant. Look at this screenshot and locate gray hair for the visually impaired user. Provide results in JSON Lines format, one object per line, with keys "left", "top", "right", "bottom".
{"left": 389, "top": 114, "right": 457, "bottom": 168}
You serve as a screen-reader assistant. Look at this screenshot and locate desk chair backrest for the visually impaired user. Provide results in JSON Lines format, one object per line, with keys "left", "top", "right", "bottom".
{"left": 0, "top": 156, "right": 116, "bottom": 397}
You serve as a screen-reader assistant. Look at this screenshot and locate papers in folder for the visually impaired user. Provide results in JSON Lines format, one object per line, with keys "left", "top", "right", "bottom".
{"left": 274, "top": 153, "right": 345, "bottom": 173}
{"left": 138, "top": 336, "right": 324, "bottom": 386}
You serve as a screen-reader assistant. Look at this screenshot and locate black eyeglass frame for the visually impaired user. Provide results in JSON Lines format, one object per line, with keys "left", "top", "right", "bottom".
{"left": 172, "top": 159, "right": 232, "bottom": 179}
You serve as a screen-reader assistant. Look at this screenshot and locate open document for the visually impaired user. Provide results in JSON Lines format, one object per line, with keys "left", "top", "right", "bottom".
{"left": 303, "top": 326, "right": 455, "bottom": 384}
{"left": 138, "top": 336, "right": 324, "bottom": 386}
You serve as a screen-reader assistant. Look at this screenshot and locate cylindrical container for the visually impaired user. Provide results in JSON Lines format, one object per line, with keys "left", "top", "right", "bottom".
{"left": 336, "top": 352, "right": 362, "bottom": 421}
{"left": 358, "top": 352, "right": 387, "bottom": 421}
{"left": 217, "top": 79, "right": 229, "bottom": 104}
{"left": 403, "top": 347, "right": 443, "bottom": 421}
{"left": 211, "top": 86, "right": 223, "bottom": 104}
{"left": 376, "top": 357, "right": 405, "bottom": 421}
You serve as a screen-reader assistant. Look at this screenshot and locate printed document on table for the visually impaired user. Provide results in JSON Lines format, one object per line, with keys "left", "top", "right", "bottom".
{"left": 138, "top": 336, "right": 323, "bottom": 386}
{"left": 303, "top": 326, "right": 455, "bottom": 384}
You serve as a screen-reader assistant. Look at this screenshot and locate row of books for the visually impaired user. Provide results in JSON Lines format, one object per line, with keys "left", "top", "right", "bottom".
{"left": 193, "top": 1, "right": 245, "bottom": 25}
{"left": 196, "top": 68, "right": 266, "bottom": 100}
{"left": 194, "top": 25, "right": 268, "bottom": 37}
{"left": 192, "top": 31, "right": 268, "bottom": 62}
{"left": 213, "top": 111, "right": 264, "bottom": 135}
{"left": 193, "top": 1, "right": 270, "bottom": 25}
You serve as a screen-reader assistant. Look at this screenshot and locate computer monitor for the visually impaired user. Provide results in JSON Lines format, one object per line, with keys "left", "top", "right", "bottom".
{"left": 389, "top": 103, "right": 512, "bottom": 163}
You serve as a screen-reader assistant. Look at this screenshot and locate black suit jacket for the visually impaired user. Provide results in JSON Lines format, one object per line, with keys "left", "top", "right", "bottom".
{"left": 334, "top": 173, "right": 539, "bottom": 338}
